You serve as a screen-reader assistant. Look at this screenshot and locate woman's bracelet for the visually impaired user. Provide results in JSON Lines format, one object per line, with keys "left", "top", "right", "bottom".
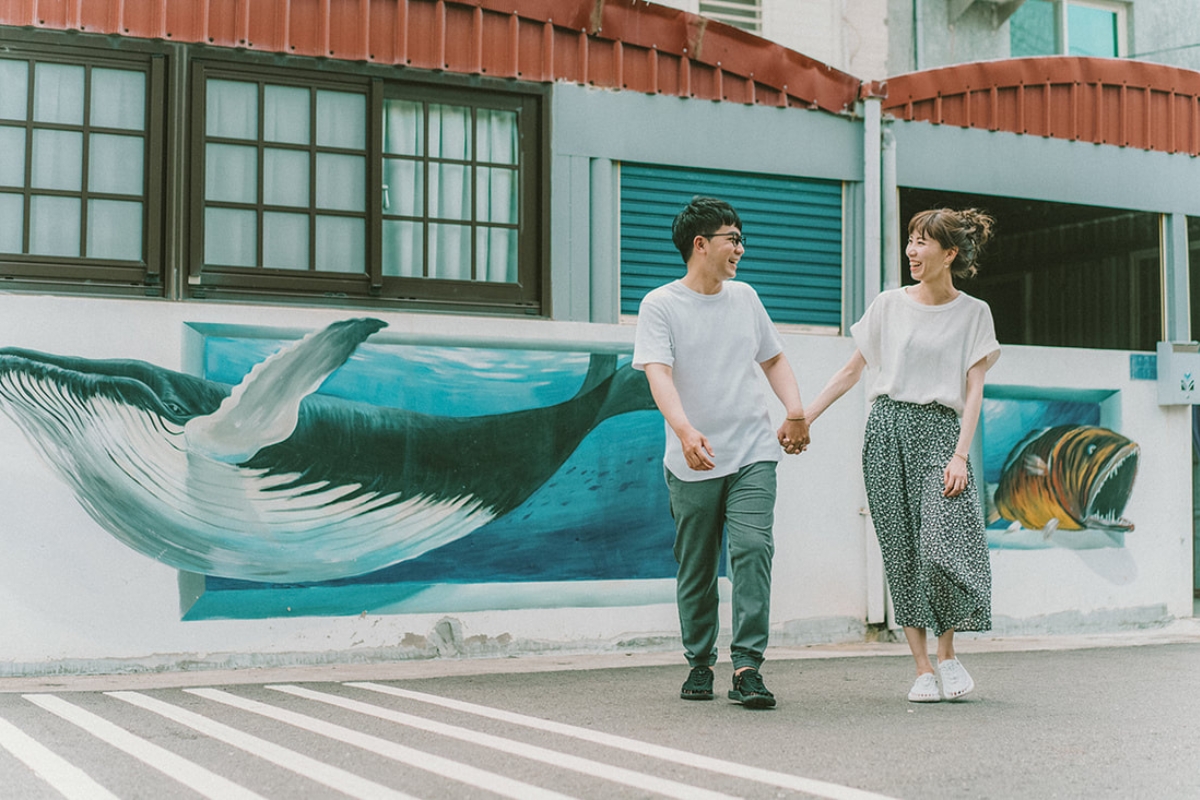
{"left": 952, "top": 452, "right": 968, "bottom": 462}
{"left": 786, "top": 416, "right": 806, "bottom": 422}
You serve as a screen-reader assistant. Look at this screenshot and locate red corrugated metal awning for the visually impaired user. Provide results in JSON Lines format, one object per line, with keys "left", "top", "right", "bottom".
{"left": 883, "top": 56, "right": 1200, "bottom": 156}
{"left": 0, "top": 0, "right": 863, "bottom": 115}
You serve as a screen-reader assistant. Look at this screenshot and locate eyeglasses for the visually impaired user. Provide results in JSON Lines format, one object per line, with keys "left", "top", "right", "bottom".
{"left": 703, "top": 232, "right": 747, "bottom": 247}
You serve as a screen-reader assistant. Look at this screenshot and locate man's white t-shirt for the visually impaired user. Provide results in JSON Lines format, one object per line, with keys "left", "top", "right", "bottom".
{"left": 850, "top": 287, "right": 1000, "bottom": 415}
{"left": 633, "top": 279, "right": 785, "bottom": 481}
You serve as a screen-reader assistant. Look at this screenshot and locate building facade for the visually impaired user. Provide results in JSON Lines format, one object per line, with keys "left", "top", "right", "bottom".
{"left": 0, "top": 0, "right": 1195, "bottom": 675}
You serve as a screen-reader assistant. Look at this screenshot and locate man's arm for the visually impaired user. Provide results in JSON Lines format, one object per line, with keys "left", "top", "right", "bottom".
{"left": 758, "top": 352, "right": 810, "bottom": 453}
{"left": 642, "top": 362, "right": 715, "bottom": 471}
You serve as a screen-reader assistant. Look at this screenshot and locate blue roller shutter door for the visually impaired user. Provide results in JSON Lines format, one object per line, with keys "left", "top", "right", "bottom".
{"left": 620, "top": 163, "right": 842, "bottom": 327}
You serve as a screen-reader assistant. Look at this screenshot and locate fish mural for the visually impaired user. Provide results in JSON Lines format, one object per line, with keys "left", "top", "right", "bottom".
{"left": 992, "top": 424, "right": 1139, "bottom": 539}
{"left": 0, "top": 319, "right": 658, "bottom": 583}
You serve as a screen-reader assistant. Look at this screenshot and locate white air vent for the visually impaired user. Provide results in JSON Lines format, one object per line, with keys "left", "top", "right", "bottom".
{"left": 699, "top": 0, "right": 762, "bottom": 33}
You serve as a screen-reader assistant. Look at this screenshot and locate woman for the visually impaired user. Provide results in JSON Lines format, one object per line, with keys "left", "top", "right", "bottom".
{"left": 802, "top": 208, "right": 1000, "bottom": 702}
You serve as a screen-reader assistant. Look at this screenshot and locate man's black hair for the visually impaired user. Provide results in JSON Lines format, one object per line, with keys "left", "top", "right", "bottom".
{"left": 671, "top": 196, "right": 742, "bottom": 263}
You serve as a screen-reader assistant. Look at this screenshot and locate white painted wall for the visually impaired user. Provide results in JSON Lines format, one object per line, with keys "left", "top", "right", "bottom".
{"left": 0, "top": 295, "right": 1189, "bottom": 675}
{"left": 650, "top": 0, "right": 890, "bottom": 79}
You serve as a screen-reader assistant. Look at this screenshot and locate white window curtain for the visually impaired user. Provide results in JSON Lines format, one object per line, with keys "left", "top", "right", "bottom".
{"left": 0, "top": 60, "right": 29, "bottom": 120}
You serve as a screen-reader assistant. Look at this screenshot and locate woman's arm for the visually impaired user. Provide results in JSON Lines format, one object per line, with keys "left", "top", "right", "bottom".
{"left": 943, "top": 357, "right": 989, "bottom": 497}
{"left": 804, "top": 349, "right": 867, "bottom": 425}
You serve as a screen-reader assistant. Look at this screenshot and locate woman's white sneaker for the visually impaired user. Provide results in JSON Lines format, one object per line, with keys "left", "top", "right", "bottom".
{"left": 938, "top": 658, "right": 975, "bottom": 700}
{"left": 907, "top": 672, "right": 941, "bottom": 703}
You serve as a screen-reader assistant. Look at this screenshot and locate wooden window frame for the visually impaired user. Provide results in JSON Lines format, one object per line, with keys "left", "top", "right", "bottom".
{"left": 0, "top": 38, "right": 165, "bottom": 296}
{"left": 188, "top": 58, "right": 548, "bottom": 316}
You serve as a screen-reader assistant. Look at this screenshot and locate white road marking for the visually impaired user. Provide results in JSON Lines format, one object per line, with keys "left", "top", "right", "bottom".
{"left": 264, "top": 683, "right": 743, "bottom": 800}
{"left": 105, "top": 691, "right": 416, "bottom": 800}
{"left": 0, "top": 714, "right": 122, "bottom": 800}
{"left": 21, "top": 694, "right": 264, "bottom": 800}
{"left": 186, "top": 687, "right": 579, "bottom": 800}
{"left": 346, "top": 682, "right": 901, "bottom": 800}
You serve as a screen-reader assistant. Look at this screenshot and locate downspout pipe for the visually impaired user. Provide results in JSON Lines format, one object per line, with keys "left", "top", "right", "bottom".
{"left": 881, "top": 126, "right": 899, "bottom": 291}
{"left": 862, "top": 95, "right": 883, "bottom": 313}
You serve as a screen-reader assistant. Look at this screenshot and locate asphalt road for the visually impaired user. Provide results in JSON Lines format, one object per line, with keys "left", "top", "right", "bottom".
{"left": 2, "top": 630, "right": 1199, "bottom": 799}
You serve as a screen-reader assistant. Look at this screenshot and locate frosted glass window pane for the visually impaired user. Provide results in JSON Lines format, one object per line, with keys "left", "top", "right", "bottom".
{"left": 89, "top": 134, "right": 144, "bottom": 195}
{"left": 430, "top": 163, "right": 469, "bottom": 220}
{"left": 264, "top": 85, "right": 310, "bottom": 145}
{"left": 1068, "top": 5, "right": 1118, "bottom": 57}
{"left": 87, "top": 199, "right": 142, "bottom": 260}
{"left": 33, "top": 63, "right": 84, "bottom": 125}
{"left": 476, "top": 109, "right": 517, "bottom": 164}
{"left": 316, "top": 91, "right": 365, "bottom": 149}
{"left": 0, "top": 60, "right": 29, "bottom": 120}
{"left": 264, "top": 148, "right": 310, "bottom": 207}
{"left": 263, "top": 212, "right": 309, "bottom": 270}
{"left": 382, "top": 220, "right": 423, "bottom": 277}
{"left": 477, "top": 227, "right": 517, "bottom": 283}
{"left": 429, "top": 104, "right": 470, "bottom": 160}
{"left": 204, "top": 208, "right": 256, "bottom": 266}
{"left": 1010, "top": 0, "right": 1056, "bottom": 56}
{"left": 428, "top": 223, "right": 471, "bottom": 280}
{"left": 315, "top": 215, "right": 364, "bottom": 273}
{"left": 30, "top": 195, "right": 80, "bottom": 256}
{"left": 31, "top": 129, "right": 82, "bottom": 191}
{"left": 316, "top": 153, "right": 365, "bottom": 211}
{"left": 91, "top": 68, "right": 145, "bottom": 131}
{"left": 382, "top": 158, "right": 422, "bottom": 215}
{"left": 383, "top": 99, "right": 423, "bottom": 155}
{"left": 0, "top": 127, "right": 25, "bottom": 186}
{"left": 0, "top": 193, "right": 22, "bottom": 252}
{"left": 476, "top": 167, "right": 517, "bottom": 224}
{"left": 206, "top": 79, "right": 258, "bottom": 140}
{"left": 205, "top": 143, "right": 258, "bottom": 203}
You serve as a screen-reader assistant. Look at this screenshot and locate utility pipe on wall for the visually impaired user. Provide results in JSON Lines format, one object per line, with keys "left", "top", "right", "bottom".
{"left": 862, "top": 96, "right": 883, "bottom": 312}
{"left": 881, "top": 126, "right": 899, "bottom": 291}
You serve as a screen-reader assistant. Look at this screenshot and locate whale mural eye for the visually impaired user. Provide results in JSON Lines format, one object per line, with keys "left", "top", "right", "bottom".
{"left": 164, "top": 401, "right": 187, "bottom": 416}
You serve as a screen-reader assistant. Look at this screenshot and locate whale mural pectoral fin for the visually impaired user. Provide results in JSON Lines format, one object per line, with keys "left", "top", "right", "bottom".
{"left": 185, "top": 318, "right": 387, "bottom": 463}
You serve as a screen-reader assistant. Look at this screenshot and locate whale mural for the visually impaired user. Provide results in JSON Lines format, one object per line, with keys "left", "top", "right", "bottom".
{"left": 0, "top": 319, "right": 665, "bottom": 587}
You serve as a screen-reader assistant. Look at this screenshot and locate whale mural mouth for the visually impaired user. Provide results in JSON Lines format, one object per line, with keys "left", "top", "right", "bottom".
{"left": 1083, "top": 443, "right": 1138, "bottom": 531}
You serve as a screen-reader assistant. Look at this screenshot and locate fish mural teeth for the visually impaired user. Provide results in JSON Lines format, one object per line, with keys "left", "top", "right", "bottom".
{"left": 992, "top": 424, "right": 1139, "bottom": 537}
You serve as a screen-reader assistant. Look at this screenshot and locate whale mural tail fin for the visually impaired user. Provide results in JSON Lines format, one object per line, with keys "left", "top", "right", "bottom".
{"left": 185, "top": 318, "right": 387, "bottom": 463}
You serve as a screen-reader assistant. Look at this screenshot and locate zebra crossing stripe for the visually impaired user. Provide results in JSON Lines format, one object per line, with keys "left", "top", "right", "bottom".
{"left": 21, "top": 694, "right": 265, "bottom": 800}
{"left": 106, "top": 691, "right": 417, "bottom": 800}
{"left": 346, "top": 682, "right": 901, "bottom": 800}
{"left": 265, "top": 683, "right": 742, "bottom": 800}
{"left": 187, "top": 687, "right": 580, "bottom": 800}
{"left": 0, "top": 714, "right": 122, "bottom": 800}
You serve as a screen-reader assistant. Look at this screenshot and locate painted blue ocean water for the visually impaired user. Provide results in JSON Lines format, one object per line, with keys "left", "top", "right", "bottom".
{"left": 190, "top": 334, "right": 677, "bottom": 617}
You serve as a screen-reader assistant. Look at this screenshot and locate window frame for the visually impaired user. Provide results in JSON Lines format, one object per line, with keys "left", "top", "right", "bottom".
{"left": 0, "top": 37, "right": 166, "bottom": 294}
{"left": 1010, "top": 0, "right": 1129, "bottom": 59}
{"left": 187, "top": 56, "right": 548, "bottom": 315}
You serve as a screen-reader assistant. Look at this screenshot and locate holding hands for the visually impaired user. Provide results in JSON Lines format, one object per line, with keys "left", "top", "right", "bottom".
{"left": 778, "top": 416, "right": 810, "bottom": 455}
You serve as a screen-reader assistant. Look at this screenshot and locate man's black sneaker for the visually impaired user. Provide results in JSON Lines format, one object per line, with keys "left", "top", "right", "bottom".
{"left": 728, "top": 668, "right": 776, "bottom": 708}
{"left": 680, "top": 666, "right": 715, "bottom": 700}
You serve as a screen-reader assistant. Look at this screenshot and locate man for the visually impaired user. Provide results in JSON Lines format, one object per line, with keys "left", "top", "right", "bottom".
{"left": 633, "top": 196, "right": 810, "bottom": 709}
